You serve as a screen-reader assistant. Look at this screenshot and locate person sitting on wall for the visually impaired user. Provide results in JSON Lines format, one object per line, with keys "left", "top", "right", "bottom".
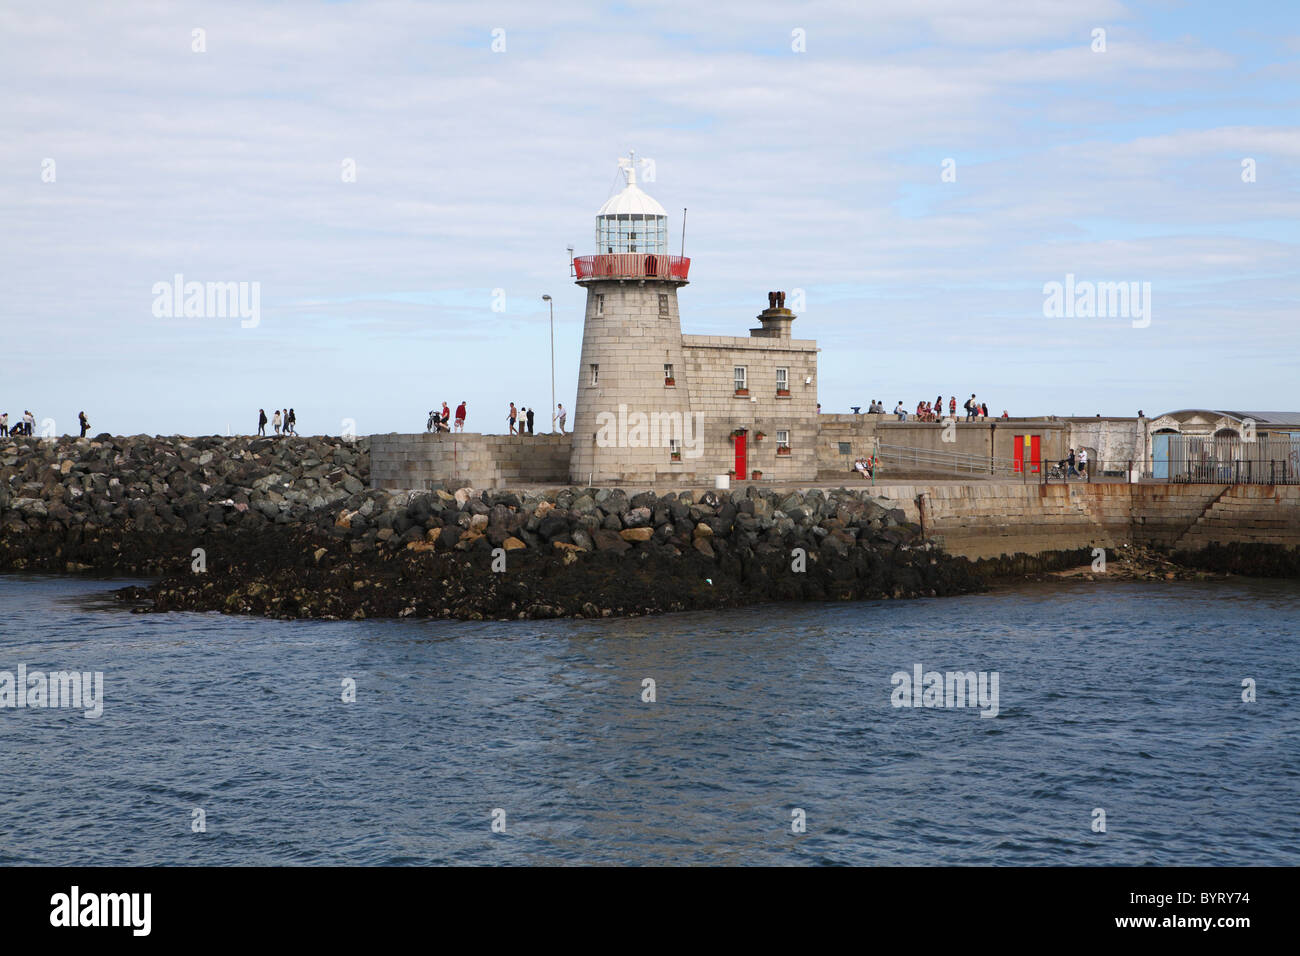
{"left": 894, "top": 402, "right": 907, "bottom": 422}
{"left": 854, "top": 457, "right": 873, "bottom": 478}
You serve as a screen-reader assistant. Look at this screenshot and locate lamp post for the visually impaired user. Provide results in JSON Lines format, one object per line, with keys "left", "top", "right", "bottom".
{"left": 542, "top": 294, "right": 554, "bottom": 434}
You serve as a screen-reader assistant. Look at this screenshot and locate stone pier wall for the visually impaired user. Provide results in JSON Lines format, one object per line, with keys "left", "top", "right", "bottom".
{"left": 870, "top": 482, "right": 1300, "bottom": 560}
{"left": 370, "top": 433, "right": 571, "bottom": 491}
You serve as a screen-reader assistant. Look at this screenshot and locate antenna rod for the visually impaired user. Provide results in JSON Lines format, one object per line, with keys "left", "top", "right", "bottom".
{"left": 680, "top": 208, "right": 687, "bottom": 258}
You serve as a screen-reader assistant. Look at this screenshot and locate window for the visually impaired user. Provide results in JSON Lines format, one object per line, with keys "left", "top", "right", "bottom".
{"left": 838, "top": 442, "right": 852, "bottom": 455}
{"left": 589, "top": 364, "right": 599, "bottom": 386}
{"left": 734, "top": 366, "right": 747, "bottom": 393}
{"left": 664, "top": 363, "right": 674, "bottom": 385}
{"left": 658, "top": 294, "right": 668, "bottom": 315}
{"left": 776, "top": 430, "right": 790, "bottom": 454}
{"left": 595, "top": 294, "right": 604, "bottom": 317}
{"left": 669, "top": 438, "right": 681, "bottom": 461}
{"left": 776, "top": 367, "right": 788, "bottom": 393}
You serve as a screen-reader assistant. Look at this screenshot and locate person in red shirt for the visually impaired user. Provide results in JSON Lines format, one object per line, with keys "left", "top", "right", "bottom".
{"left": 949, "top": 397, "right": 956, "bottom": 416}
{"left": 454, "top": 402, "right": 467, "bottom": 432}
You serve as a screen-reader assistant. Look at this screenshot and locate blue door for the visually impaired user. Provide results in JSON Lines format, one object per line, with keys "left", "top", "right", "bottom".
{"left": 1152, "top": 433, "right": 1171, "bottom": 479}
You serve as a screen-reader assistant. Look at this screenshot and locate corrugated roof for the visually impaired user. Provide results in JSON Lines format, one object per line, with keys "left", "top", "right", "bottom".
{"left": 1157, "top": 409, "right": 1300, "bottom": 427}
{"left": 1220, "top": 411, "right": 1300, "bottom": 426}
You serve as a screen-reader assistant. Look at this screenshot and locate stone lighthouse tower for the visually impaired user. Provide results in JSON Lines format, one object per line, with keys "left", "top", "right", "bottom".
{"left": 569, "top": 153, "right": 695, "bottom": 484}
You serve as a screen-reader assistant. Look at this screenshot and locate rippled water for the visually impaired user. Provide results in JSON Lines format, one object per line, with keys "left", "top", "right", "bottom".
{"left": 1, "top": 573, "right": 1297, "bottom": 865}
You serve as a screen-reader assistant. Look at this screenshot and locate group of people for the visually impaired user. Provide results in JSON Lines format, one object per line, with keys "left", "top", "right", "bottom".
{"left": 0, "top": 410, "right": 93, "bottom": 437}
{"left": 427, "top": 402, "right": 468, "bottom": 433}
{"left": 256, "top": 408, "right": 298, "bottom": 436}
{"left": 424, "top": 401, "right": 568, "bottom": 436}
{"left": 1056, "top": 447, "right": 1090, "bottom": 479}
{"left": 853, "top": 456, "right": 874, "bottom": 478}
{"left": 507, "top": 401, "right": 567, "bottom": 435}
{"left": 505, "top": 402, "right": 535, "bottom": 435}
{"left": 0, "top": 411, "right": 36, "bottom": 436}
{"left": 868, "top": 395, "right": 1007, "bottom": 423}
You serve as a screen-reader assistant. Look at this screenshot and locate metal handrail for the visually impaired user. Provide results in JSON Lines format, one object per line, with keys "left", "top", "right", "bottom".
{"left": 572, "top": 254, "right": 691, "bottom": 281}
{"left": 874, "top": 442, "right": 1021, "bottom": 477}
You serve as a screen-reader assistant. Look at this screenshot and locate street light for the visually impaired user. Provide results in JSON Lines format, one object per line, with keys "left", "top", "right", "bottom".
{"left": 542, "top": 294, "right": 554, "bottom": 434}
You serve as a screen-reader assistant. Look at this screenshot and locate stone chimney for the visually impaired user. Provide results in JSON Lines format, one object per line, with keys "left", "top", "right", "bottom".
{"left": 750, "top": 290, "right": 794, "bottom": 339}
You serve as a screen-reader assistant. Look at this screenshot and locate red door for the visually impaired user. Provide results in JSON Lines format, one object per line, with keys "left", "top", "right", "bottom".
{"left": 1013, "top": 435, "right": 1024, "bottom": 473}
{"left": 1030, "top": 435, "right": 1041, "bottom": 473}
{"left": 734, "top": 432, "right": 747, "bottom": 478}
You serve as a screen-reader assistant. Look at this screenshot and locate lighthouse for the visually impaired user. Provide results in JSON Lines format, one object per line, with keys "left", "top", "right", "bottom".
{"left": 569, "top": 153, "right": 697, "bottom": 483}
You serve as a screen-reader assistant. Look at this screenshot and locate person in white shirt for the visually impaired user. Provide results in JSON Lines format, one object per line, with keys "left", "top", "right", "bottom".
{"left": 893, "top": 402, "right": 907, "bottom": 422}
{"left": 1077, "top": 448, "right": 1089, "bottom": 479}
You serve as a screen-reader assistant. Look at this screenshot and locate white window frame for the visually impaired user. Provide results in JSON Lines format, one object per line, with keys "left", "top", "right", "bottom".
{"left": 776, "top": 429, "right": 790, "bottom": 449}
{"left": 669, "top": 438, "right": 681, "bottom": 459}
{"left": 734, "top": 366, "right": 747, "bottom": 392}
{"left": 589, "top": 364, "right": 599, "bottom": 386}
{"left": 776, "top": 367, "right": 788, "bottom": 392}
{"left": 658, "top": 293, "right": 668, "bottom": 315}
{"left": 664, "top": 363, "right": 674, "bottom": 384}
{"left": 595, "top": 294, "right": 604, "bottom": 317}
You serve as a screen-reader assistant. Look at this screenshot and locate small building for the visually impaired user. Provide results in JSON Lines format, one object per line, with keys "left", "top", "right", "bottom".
{"left": 1147, "top": 410, "right": 1300, "bottom": 481}
{"left": 569, "top": 153, "right": 819, "bottom": 484}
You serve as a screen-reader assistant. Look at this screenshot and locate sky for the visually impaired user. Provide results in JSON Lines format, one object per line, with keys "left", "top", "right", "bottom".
{"left": 2, "top": 0, "right": 1297, "bottom": 436}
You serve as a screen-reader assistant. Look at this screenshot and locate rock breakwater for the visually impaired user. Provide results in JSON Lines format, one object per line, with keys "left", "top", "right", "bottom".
{"left": 1, "top": 435, "right": 985, "bottom": 619}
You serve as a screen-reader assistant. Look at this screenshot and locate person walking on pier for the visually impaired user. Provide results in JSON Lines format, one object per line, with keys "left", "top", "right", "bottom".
{"left": 78, "top": 411, "right": 90, "bottom": 438}
{"left": 454, "top": 401, "right": 467, "bottom": 431}
{"left": 273, "top": 410, "right": 282, "bottom": 435}
{"left": 526, "top": 407, "right": 535, "bottom": 435}
{"left": 508, "top": 402, "right": 518, "bottom": 435}
{"left": 257, "top": 409, "right": 267, "bottom": 436}
{"left": 286, "top": 408, "right": 297, "bottom": 435}
{"left": 1077, "top": 447, "right": 1089, "bottom": 479}
{"left": 1, "top": 412, "right": 9, "bottom": 437}
{"left": 553, "top": 403, "right": 566, "bottom": 434}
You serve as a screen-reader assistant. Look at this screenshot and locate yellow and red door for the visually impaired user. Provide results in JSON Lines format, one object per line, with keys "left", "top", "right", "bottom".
{"left": 1013, "top": 435, "right": 1042, "bottom": 473}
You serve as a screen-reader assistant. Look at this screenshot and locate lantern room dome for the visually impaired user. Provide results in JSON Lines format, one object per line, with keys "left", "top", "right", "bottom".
{"left": 597, "top": 182, "right": 666, "bottom": 218}
{"left": 595, "top": 150, "right": 668, "bottom": 254}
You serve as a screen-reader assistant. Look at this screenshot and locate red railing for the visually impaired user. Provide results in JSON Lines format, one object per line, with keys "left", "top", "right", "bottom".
{"left": 572, "top": 254, "right": 690, "bottom": 281}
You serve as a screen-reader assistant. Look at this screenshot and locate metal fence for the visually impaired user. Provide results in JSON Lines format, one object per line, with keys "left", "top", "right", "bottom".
{"left": 1159, "top": 434, "right": 1300, "bottom": 485}
{"left": 870, "top": 441, "right": 1300, "bottom": 486}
